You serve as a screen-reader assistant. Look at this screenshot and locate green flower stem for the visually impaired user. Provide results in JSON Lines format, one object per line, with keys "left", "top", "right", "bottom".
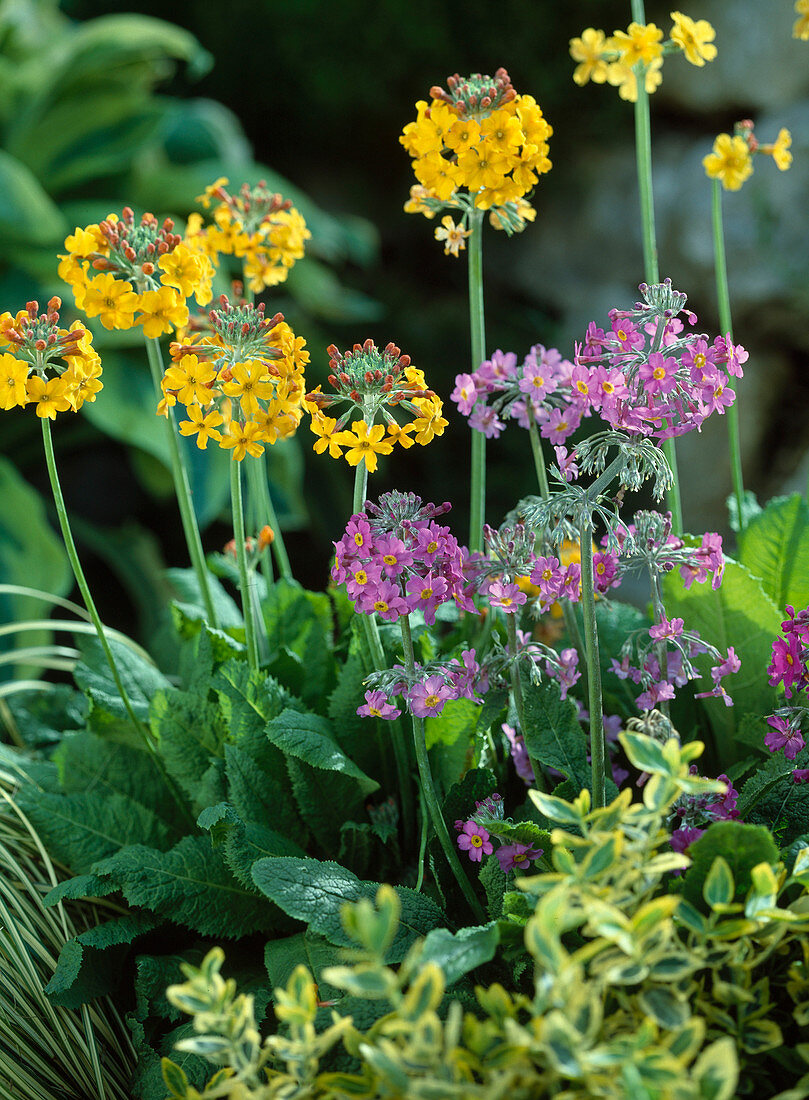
{"left": 648, "top": 568, "right": 670, "bottom": 720}
{"left": 505, "top": 613, "right": 546, "bottom": 792}
{"left": 528, "top": 418, "right": 586, "bottom": 672}
{"left": 41, "top": 418, "right": 148, "bottom": 741}
{"left": 353, "top": 458, "right": 369, "bottom": 516}
{"left": 712, "top": 178, "right": 746, "bottom": 527}
{"left": 144, "top": 336, "right": 218, "bottom": 625}
{"left": 42, "top": 419, "right": 194, "bottom": 827}
{"left": 248, "top": 454, "right": 293, "bottom": 583}
{"left": 527, "top": 418, "right": 551, "bottom": 501}
{"left": 579, "top": 515, "right": 607, "bottom": 808}
{"left": 630, "top": 0, "right": 682, "bottom": 534}
{"left": 468, "top": 207, "right": 487, "bottom": 553}
{"left": 400, "top": 614, "right": 486, "bottom": 922}
{"left": 230, "top": 459, "right": 260, "bottom": 673}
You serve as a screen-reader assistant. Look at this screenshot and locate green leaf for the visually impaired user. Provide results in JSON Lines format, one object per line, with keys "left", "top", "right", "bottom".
{"left": 223, "top": 820, "right": 307, "bottom": 893}
{"left": 417, "top": 922, "right": 499, "bottom": 987}
{"left": 252, "top": 856, "right": 444, "bottom": 962}
{"left": 14, "top": 786, "right": 171, "bottom": 874}
{"left": 425, "top": 696, "right": 481, "bottom": 749}
{"left": 738, "top": 493, "right": 809, "bottom": 611}
{"left": 521, "top": 678, "right": 589, "bottom": 789}
{"left": 0, "top": 149, "right": 67, "bottom": 244}
{"left": 149, "top": 687, "right": 227, "bottom": 810}
{"left": 92, "top": 835, "right": 278, "bottom": 937}
{"left": 54, "top": 728, "right": 187, "bottom": 832}
{"left": 0, "top": 457, "right": 71, "bottom": 678}
{"left": 264, "top": 932, "right": 344, "bottom": 1003}
{"left": 703, "top": 856, "right": 735, "bottom": 910}
{"left": 45, "top": 911, "right": 158, "bottom": 1007}
{"left": 73, "top": 634, "right": 170, "bottom": 736}
{"left": 680, "top": 821, "right": 779, "bottom": 912}
{"left": 287, "top": 757, "right": 365, "bottom": 853}
{"left": 662, "top": 560, "right": 782, "bottom": 747}
{"left": 692, "top": 1037, "right": 739, "bottom": 1100}
{"left": 266, "top": 707, "right": 378, "bottom": 794}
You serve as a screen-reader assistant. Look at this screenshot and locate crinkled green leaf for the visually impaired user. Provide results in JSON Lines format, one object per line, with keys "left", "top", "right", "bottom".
{"left": 418, "top": 922, "right": 499, "bottom": 987}
{"left": 267, "top": 707, "right": 378, "bottom": 794}
{"left": 93, "top": 835, "right": 277, "bottom": 937}
{"left": 522, "top": 678, "right": 589, "bottom": 789}
{"left": 252, "top": 856, "right": 444, "bottom": 962}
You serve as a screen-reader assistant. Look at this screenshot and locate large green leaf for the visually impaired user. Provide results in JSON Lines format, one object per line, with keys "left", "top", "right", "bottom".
{"left": 14, "top": 786, "right": 172, "bottom": 874}
{"left": 0, "top": 455, "right": 71, "bottom": 679}
{"left": 92, "top": 835, "right": 278, "bottom": 937}
{"left": 418, "top": 922, "right": 500, "bottom": 987}
{"left": 738, "top": 493, "right": 809, "bottom": 612}
{"left": 521, "top": 678, "right": 589, "bottom": 790}
{"left": 266, "top": 707, "right": 378, "bottom": 795}
{"left": 662, "top": 560, "right": 782, "bottom": 751}
{"left": 0, "top": 149, "right": 67, "bottom": 245}
{"left": 252, "top": 856, "right": 444, "bottom": 962}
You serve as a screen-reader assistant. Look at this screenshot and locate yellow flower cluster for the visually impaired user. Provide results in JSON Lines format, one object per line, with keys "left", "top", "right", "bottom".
{"left": 189, "top": 178, "right": 310, "bottom": 294}
{"left": 704, "top": 121, "right": 792, "bottom": 191}
{"left": 59, "top": 207, "right": 214, "bottom": 335}
{"left": 400, "top": 68, "right": 552, "bottom": 219}
{"left": 305, "top": 340, "right": 447, "bottom": 473}
{"left": 159, "top": 296, "right": 308, "bottom": 461}
{"left": 795, "top": 0, "right": 809, "bottom": 40}
{"left": 0, "top": 298, "right": 101, "bottom": 418}
{"left": 570, "top": 13, "right": 717, "bottom": 102}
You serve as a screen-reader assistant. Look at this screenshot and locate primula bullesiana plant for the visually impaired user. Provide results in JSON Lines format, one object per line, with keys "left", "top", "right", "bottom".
{"left": 7, "top": 20, "right": 809, "bottom": 1098}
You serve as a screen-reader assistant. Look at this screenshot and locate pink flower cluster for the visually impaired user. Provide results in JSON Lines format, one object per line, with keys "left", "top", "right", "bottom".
{"left": 451, "top": 282, "right": 747, "bottom": 449}
{"left": 764, "top": 605, "right": 809, "bottom": 771}
{"left": 332, "top": 509, "right": 475, "bottom": 625}
{"left": 612, "top": 628, "right": 739, "bottom": 713}
{"left": 454, "top": 793, "right": 544, "bottom": 873}
{"left": 357, "top": 648, "right": 488, "bottom": 722}
{"left": 529, "top": 549, "right": 620, "bottom": 610}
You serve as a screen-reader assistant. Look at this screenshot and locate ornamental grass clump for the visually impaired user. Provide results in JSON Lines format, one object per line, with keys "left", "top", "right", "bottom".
{"left": 0, "top": 768, "right": 134, "bottom": 1099}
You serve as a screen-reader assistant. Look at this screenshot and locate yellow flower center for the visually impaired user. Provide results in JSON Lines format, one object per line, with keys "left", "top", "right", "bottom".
{"left": 576, "top": 380, "right": 588, "bottom": 394}
{"left": 421, "top": 587, "right": 433, "bottom": 600}
{"left": 597, "top": 563, "right": 606, "bottom": 574}
{"left": 383, "top": 554, "right": 397, "bottom": 565}
{"left": 653, "top": 366, "right": 665, "bottom": 380}
{"left": 355, "top": 570, "right": 368, "bottom": 585}
{"left": 354, "top": 533, "right": 364, "bottom": 546}
{"left": 424, "top": 693, "right": 439, "bottom": 709}
{"left": 373, "top": 600, "right": 389, "bottom": 612}
{"left": 617, "top": 329, "right": 627, "bottom": 342}
{"left": 470, "top": 834, "right": 483, "bottom": 847}
{"left": 694, "top": 352, "right": 706, "bottom": 368}
{"left": 427, "top": 541, "right": 438, "bottom": 554}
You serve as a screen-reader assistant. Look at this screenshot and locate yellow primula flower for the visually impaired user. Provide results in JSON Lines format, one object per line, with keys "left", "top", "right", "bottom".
{"left": 410, "top": 396, "right": 448, "bottom": 445}
{"left": 607, "top": 57, "right": 663, "bottom": 102}
{"left": 613, "top": 21, "right": 664, "bottom": 67}
{"left": 569, "top": 28, "right": 615, "bottom": 86}
{"left": 162, "top": 354, "right": 217, "bottom": 407}
{"left": 413, "top": 152, "right": 462, "bottom": 201}
{"left": 385, "top": 420, "right": 416, "bottom": 449}
{"left": 444, "top": 117, "right": 482, "bottom": 154}
{"left": 219, "top": 418, "right": 265, "bottom": 461}
{"left": 221, "top": 360, "right": 277, "bottom": 418}
{"left": 434, "top": 215, "right": 471, "bottom": 257}
{"left": 479, "top": 109, "right": 524, "bottom": 154}
{"left": 0, "top": 353, "right": 29, "bottom": 410}
{"left": 26, "top": 375, "right": 71, "bottom": 419}
{"left": 331, "top": 420, "right": 393, "bottom": 473}
{"left": 670, "top": 11, "right": 717, "bottom": 66}
{"left": 794, "top": 0, "right": 809, "bottom": 39}
{"left": 62, "top": 364, "right": 103, "bottom": 411}
{"left": 80, "top": 272, "right": 140, "bottom": 331}
{"left": 158, "top": 243, "right": 207, "bottom": 300}
{"left": 761, "top": 127, "right": 793, "bottom": 171}
{"left": 137, "top": 286, "right": 189, "bottom": 339}
{"left": 703, "top": 133, "right": 754, "bottom": 191}
{"left": 456, "top": 145, "right": 510, "bottom": 192}
{"left": 403, "top": 184, "right": 440, "bottom": 218}
{"left": 178, "top": 404, "right": 223, "bottom": 449}
{"left": 308, "top": 411, "right": 345, "bottom": 458}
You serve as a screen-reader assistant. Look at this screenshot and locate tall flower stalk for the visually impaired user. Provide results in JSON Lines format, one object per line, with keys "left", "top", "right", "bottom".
{"left": 703, "top": 119, "right": 792, "bottom": 528}
{"left": 144, "top": 335, "right": 218, "bottom": 623}
{"left": 399, "top": 614, "right": 485, "bottom": 922}
{"left": 230, "top": 460, "right": 260, "bottom": 673}
{"left": 400, "top": 68, "right": 553, "bottom": 552}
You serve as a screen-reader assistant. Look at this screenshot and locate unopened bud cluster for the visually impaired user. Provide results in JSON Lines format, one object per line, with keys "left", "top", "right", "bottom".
{"left": 59, "top": 207, "right": 214, "bottom": 335}
{"left": 305, "top": 340, "right": 447, "bottom": 473}
{"left": 0, "top": 298, "right": 101, "bottom": 417}
{"left": 189, "top": 177, "right": 310, "bottom": 294}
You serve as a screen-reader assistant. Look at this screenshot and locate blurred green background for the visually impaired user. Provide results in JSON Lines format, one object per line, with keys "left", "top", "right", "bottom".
{"left": 2, "top": 0, "right": 808, "bottom": 648}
